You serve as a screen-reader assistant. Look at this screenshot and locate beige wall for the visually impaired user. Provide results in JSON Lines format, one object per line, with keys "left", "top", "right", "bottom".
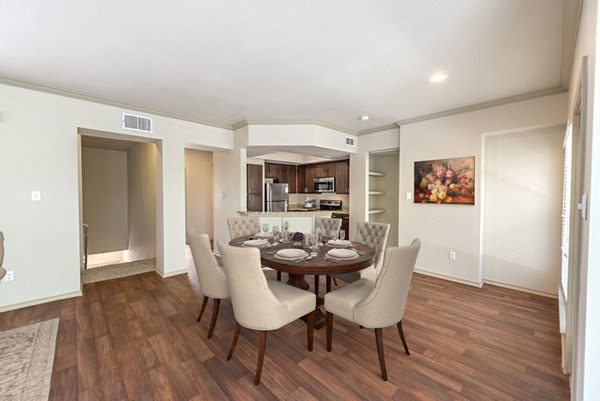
{"left": 482, "top": 125, "right": 564, "bottom": 294}
{"left": 398, "top": 93, "right": 567, "bottom": 286}
{"left": 185, "top": 149, "right": 213, "bottom": 239}
{"left": 0, "top": 83, "right": 232, "bottom": 311}
{"left": 81, "top": 147, "right": 129, "bottom": 254}
{"left": 125, "top": 142, "right": 157, "bottom": 262}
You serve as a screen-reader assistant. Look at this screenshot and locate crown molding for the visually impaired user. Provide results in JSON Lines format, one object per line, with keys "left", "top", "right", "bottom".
{"left": 233, "top": 119, "right": 357, "bottom": 135}
{"left": 357, "top": 123, "right": 400, "bottom": 136}
{"left": 395, "top": 86, "right": 567, "bottom": 127}
{"left": 0, "top": 77, "right": 232, "bottom": 130}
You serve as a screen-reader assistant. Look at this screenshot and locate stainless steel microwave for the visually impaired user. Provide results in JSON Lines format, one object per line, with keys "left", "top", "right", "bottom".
{"left": 313, "top": 177, "right": 335, "bottom": 193}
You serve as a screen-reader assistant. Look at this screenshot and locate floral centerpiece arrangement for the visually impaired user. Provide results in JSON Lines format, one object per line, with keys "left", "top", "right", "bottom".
{"left": 291, "top": 232, "right": 304, "bottom": 244}
{"left": 414, "top": 157, "right": 475, "bottom": 205}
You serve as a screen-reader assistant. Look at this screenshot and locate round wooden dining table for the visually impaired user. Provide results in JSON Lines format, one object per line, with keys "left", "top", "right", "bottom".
{"left": 229, "top": 235, "right": 375, "bottom": 329}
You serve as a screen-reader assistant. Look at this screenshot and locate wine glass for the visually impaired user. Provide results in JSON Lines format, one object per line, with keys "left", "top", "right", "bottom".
{"left": 282, "top": 221, "right": 289, "bottom": 231}
{"left": 339, "top": 229, "right": 346, "bottom": 241}
{"left": 262, "top": 223, "right": 269, "bottom": 236}
{"left": 272, "top": 225, "right": 280, "bottom": 241}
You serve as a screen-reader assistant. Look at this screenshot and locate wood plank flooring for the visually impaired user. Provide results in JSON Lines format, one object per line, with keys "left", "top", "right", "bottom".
{"left": 0, "top": 270, "right": 569, "bottom": 400}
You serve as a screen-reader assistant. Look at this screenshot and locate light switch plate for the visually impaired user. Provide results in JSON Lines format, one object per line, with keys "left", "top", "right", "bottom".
{"left": 405, "top": 192, "right": 412, "bottom": 200}
{"left": 31, "top": 191, "right": 41, "bottom": 201}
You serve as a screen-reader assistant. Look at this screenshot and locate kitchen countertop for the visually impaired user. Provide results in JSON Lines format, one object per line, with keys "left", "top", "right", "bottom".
{"left": 238, "top": 210, "right": 334, "bottom": 217}
{"left": 237, "top": 209, "right": 349, "bottom": 216}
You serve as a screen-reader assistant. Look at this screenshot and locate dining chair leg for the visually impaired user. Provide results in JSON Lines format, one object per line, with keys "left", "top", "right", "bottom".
{"left": 375, "top": 328, "right": 388, "bottom": 381}
{"left": 314, "top": 275, "right": 320, "bottom": 296}
{"left": 397, "top": 320, "right": 410, "bottom": 355}
{"left": 326, "top": 312, "right": 333, "bottom": 352}
{"left": 306, "top": 311, "right": 314, "bottom": 351}
{"left": 197, "top": 296, "right": 209, "bottom": 322}
{"left": 255, "top": 331, "right": 268, "bottom": 385}
{"left": 207, "top": 298, "right": 221, "bottom": 339}
{"left": 326, "top": 276, "right": 332, "bottom": 293}
{"left": 227, "top": 323, "right": 241, "bottom": 361}
{"left": 277, "top": 271, "right": 281, "bottom": 281}
{"left": 332, "top": 277, "right": 338, "bottom": 286}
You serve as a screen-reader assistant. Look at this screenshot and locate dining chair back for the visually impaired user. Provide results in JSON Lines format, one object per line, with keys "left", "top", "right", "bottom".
{"left": 314, "top": 217, "right": 342, "bottom": 236}
{"left": 324, "top": 239, "right": 421, "bottom": 381}
{"left": 354, "top": 221, "right": 390, "bottom": 271}
{"left": 218, "top": 240, "right": 316, "bottom": 385}
{"left": 227, "top": 217, "right": 261, "bottom": 239}
{"left": 329, "top": 221, "right": 390, "bottom": 286}
{"left": 188, "top": 229, "right": 229, "bottom": 338}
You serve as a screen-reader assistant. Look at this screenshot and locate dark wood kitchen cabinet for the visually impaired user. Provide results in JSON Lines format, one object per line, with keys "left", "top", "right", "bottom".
{"left": 314, "top": 162, "right": 335, "bottom": 178}
{"left": 264, "top": 162, "right": 298, "bottom": 193}
{"left": 247, "top": 164, "right": 263, "bottom": 211}
{"left": 335, "top": 159, "right": 349, "bottom": 194}
{"left": 264, "top": 159, "right": 349, "bottom": 194}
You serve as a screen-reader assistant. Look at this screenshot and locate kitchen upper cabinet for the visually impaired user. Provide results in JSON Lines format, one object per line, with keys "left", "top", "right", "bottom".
{"left": 297, "top": 165, "right": 308, "bottom": 193}
{"left": 335, "top": 159, "right": 349, "bottom": 194}
{"left": 264, "top": 159, "right": 349, "bottom": 194}
{"left": 264, "top": 162, "right": 298, "bottom": 192}
{"left": 314, "top": 162, "right": 335, "bottom": 178}
{"left": 287, "top": 164, "right": 297, "bottom": 193}
{"left": 265, "top": 162, "right": 278, "bottom": 179}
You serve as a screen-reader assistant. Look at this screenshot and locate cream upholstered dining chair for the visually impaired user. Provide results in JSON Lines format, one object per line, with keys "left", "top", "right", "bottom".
{"left": 188, "top": 230, "right": 230, "bottom": 339}
{"left": 0, "top": 231, "right": 6, "bottom": 281}
{"left": 324, "top": 239, "right": 421, "bottom": 381}
{"left": 227, "top": 217, "right": 261, "bottom": 239}
{"left": 313, "top": 217, "right": 342, "bottom": 295}
{"left": 327, "top": 221, "right": 390, "bottom": 290}
{"left": 218, "top": 241, "right": 316, "bottom": 385}
{"left": 227, "top": 216, "right": 282, "bottom": 281}
{"left": 314, "top": 216, "right": 342, "bottom": 236}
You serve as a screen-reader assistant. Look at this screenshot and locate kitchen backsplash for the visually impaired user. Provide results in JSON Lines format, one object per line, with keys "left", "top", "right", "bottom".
{"left": 289, "top": 193, "right": 349, "bottom": 207}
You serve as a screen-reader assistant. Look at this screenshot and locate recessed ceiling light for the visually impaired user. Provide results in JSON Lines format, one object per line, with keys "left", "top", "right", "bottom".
{"left": 430, "top": 72, "right": 448, "bottom": 83}
{"left": 358, "top": 115, "right": 370, "bottom": 121}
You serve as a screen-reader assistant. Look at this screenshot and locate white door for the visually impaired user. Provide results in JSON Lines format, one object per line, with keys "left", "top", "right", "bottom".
{"left": 482, "top": 126, "right": 564, "bottom": 294}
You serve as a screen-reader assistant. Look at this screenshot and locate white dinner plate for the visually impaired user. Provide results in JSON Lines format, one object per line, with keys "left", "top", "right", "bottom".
{"left": 327, "top": 239, "right": 352, "bottom": 247}
{"left": 327, "top": 248, "right": 358, "bottom": 259}
{"left": 243, "top": 239, "right": 269, "bottom": 247}
{"left": 276, "top": 248, "right": 306, "bottom": 259}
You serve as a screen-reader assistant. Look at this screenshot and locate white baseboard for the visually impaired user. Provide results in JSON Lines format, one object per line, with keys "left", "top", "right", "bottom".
{"left": 0, "top": 290, "right": 82, "bottom": 313}
{"left": 154, "top": 268, "right": 188, "bottom": 278}
{"left": 483, "top": 279, "right": 557, "bottom": 298}
{"left": 414, "top": 269, "right": 483, "bottom": 288}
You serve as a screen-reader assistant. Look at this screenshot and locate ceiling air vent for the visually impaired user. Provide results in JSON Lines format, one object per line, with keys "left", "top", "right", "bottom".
{"left": 345, "top": 136, "right": 356, "bottom": 147}
{"left": 122, "top": 113, "right": 153, "bottom": 133}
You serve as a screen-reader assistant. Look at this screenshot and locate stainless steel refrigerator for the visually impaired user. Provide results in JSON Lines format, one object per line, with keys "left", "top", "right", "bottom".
{"left": 265, "top": 183, "right": 289, "bottom": 212}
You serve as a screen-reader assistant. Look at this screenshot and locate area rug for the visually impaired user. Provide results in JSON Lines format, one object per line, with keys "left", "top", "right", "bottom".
{"left": 0, "top": 318, "right": 59, "bottom": 401}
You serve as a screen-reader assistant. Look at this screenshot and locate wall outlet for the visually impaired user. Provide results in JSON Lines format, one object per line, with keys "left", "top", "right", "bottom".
{"left": 31, "top": 191, "right": 41, "bottom": 201}
{"left": 4, "top": 270, "right": 14, "bottom": 282}
{"left": 448, "top": 251, "right": 456, "bottom": 260}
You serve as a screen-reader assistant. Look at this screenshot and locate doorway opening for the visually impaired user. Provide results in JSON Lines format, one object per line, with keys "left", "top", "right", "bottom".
{"left": 368, "top": 149, "right": 399, "bottom": 247}
{"left": 78, "top": 129, "right": 158, "bottom": 283}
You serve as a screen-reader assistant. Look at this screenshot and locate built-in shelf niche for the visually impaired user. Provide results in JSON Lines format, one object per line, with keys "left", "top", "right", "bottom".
{"left": 369, "top": 190, "right": 386, "bottom": 195}
{"left": 369, "top": 171, "right": 385, "bottom": 177}
{"left": 368, "top": 209, "right": 385, "bottom": 215}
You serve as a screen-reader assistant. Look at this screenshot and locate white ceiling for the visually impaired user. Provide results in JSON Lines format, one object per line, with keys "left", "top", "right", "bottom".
{"left": 1, "top": 0, "right": 570, "bottom": 133}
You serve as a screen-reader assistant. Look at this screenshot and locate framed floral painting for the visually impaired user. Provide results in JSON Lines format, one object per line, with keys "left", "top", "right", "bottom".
{"left": 414, "top": 156, "right": 475, "bottom": 205}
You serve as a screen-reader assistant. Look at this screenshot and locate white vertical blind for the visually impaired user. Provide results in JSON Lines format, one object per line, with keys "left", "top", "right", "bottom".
{"left": 560, "top": 122, "right": 572, "bottom": 301}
